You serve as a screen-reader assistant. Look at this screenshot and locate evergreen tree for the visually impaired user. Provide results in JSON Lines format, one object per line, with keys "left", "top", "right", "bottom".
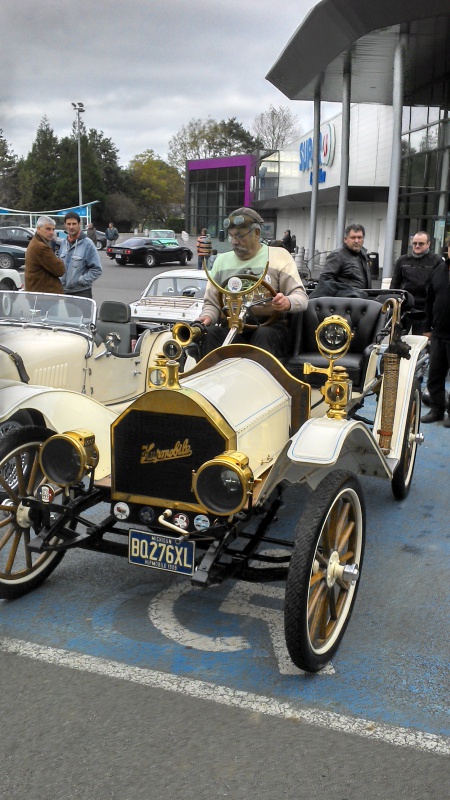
{"left": 17, "top": 117, "right": 59, "bottom": 210}
{"left": 0, "top": 129, "right": 19, "bottom": 209}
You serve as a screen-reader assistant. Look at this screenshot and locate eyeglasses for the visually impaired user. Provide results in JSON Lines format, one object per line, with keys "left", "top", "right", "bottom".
{"left": 412, "top": 241, "right": 428, "bottom": 247}
{"left": 227, "top": 224, "right": 257, "bottom": 242}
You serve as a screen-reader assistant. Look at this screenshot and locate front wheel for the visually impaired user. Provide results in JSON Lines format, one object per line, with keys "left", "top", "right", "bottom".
{"left": 145, "top": 252, "right": 156, "bottom": 267}
{"left": 0, "top": 279, "right": 17, "bottom": 290}
{"left": 0, "top": 427, "right": 66, "bottom": 599}
{"left": 178, "top": 253, "right": 188, "bottom": 266}
{"left": 0, "top": 255, "right": 14, "bottom": 269}
{"left": 284, "top": 470, "right": 365, "bottom": 672}
{"left": 96, "top": 240, "right": 103, "bottom": 250}
{"left": 391, "top": 380, "right": 421, "bottom": 500}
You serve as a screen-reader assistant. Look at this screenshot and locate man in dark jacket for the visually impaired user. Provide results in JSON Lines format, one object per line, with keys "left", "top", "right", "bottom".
{"left": 25, "top": 216, "right": 65, "bottom": 293}
{"left": 312, "top": 224, "right": 371, "bottom": 297}
{"left": 390, "top": 231, "right": 444, "bottom": 333}
{"left": 421, "top": 239, "right": 450, "bottom": 426}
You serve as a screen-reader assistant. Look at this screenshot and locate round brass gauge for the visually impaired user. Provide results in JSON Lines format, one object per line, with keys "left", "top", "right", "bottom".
{"left": 207, "top": 258, "right": 270, "bottom": 298}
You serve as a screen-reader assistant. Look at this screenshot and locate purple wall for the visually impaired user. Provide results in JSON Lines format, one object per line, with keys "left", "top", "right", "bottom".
{"left": 188, "top": 154, "right": 258, "bottom": 206}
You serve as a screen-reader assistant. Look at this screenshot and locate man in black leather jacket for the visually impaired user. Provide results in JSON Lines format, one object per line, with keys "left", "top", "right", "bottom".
{"left": 390, "top": 231, "right": 444, "bottom": 334}
{"left": 312, "top": 224, "right": 371, "bottom": 297}
{"left": 421, "top": 239, "right": 450, "bottom": 426}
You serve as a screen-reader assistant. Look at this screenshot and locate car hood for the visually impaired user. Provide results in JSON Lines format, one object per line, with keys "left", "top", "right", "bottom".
{"left": 0, "top": 326, "right": 88, "bottom": 387}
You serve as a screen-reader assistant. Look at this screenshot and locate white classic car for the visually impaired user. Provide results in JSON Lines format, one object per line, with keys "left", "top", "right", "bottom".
{"left": 0, "top": 264, "right": 427, "bottom": 673}
{"left": 129, "top": 268, "right": 208, "bottom": 326}
{"left": 0, "top": 290, "right": 172, "bottom": 433}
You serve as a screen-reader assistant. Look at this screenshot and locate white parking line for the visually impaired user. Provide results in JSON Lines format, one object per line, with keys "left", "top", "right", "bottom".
{"left": 1, "top": 635, "right": 448, "bottom": 756}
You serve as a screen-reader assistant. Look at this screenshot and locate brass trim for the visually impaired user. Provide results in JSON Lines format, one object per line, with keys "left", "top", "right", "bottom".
{"left": 40, "top": 429, "right": 99, "bottom": 486}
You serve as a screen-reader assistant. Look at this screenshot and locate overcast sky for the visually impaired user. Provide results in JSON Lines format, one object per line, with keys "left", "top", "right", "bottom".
{"left": 1, "top": 0, "right": 340, "bottom": 167}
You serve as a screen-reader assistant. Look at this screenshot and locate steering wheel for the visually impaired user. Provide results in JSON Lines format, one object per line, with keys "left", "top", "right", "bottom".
{"left": 218, "top": 274, "right": 279, "bottom": 330}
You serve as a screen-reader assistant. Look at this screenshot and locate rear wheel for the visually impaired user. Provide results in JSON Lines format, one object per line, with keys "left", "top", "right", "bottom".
{"left": 0, "top": 427, "right": 66, "bottom": 599}
{"left": 145, "top": 252, "right": 156, "bottom": 267}
{"left": 115, "top": 256, "right": 126, "bottom": 265}
{"left": 96, "top": 240, "right": 103, "bottom": 250}
{"left": 391, "top": 380, "right": 421, "bottom": 500}
{"left": 284, "top": 470, "right": 365, "bottom": 672}
{"left": 0, "top": 279, "right": 17, "bottom": 290}
{"left": 0, "top": 255, "right": 14, "bottom": 269}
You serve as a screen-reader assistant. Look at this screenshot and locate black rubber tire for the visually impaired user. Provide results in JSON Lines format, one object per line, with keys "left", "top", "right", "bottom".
{"left": 96, "top": 240, "right": 103, "bottom": 250}
{"left": 145, "top": 252, "right": 156, "bottom": 267}
{"left": 0, "top": 411, "right": 34, "bottom": 439}
{"left": 0, "top": 426, "right": 66, "bottom": 599}
{"left": 0, "top": 255, "right": 14, "bottom": 269}
{"left": 179, "top": 253, "right": 188, "bottom": 266}
{"left": 391, "top": 380, "right": 421, "bottom": 500}
{"left": 0, "top": 278, "right": 16, "bottom": 289}
{"left": 284, "top": 470, "right": 365, "bottom": 672}
{"left": 115, "top": 256, "right": 126, "bottom": 265}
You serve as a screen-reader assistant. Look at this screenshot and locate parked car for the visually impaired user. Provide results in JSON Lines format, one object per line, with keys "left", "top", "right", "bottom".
{"left": 107, "top": 236, "right": 193, "bottom": 267}
{"left": 0, "top": 244, "right": 27, "bottom": 273}
{"left": 0, "top": 226, "right": 34, "bottom": 249}
{"left": 0, "top": 262, "right": 427, "bottom": 673}
{"left": 129, "top": 268, "right": 208, "bottom": 325}
{"left": 0, "top": 290, "right": 172, "bottom": 424}
{"left": 149, "top": 229, "right": 178, "bottom": 245}
{"left": 94, "top": 230, "right": 107, "bottom": 250}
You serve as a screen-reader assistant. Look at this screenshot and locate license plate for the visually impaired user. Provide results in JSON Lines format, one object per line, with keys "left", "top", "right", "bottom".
{"left": 128, "top": 529, "right": 195, "bottom": 576}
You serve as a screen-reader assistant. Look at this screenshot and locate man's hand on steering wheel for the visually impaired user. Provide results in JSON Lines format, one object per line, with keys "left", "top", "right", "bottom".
{"left": 271, "top": 292, "right": 291, "bottom": 312}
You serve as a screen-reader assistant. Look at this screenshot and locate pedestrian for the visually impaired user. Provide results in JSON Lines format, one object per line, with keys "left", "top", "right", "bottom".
{"left": 390, "top": 231, "right": 444, "bottom": 334}
{"left": 420, "top": 237, "right": 450, "bottom": 426}
{"left": 105, "top": 222, "right": 119, "bottom": 248}
{"left": 311, "top": 224, "right": 371, "bottom": 297}
{"left": 58, "top": 212, "right": 102, "bottom": 299}
{"left": 86, "top": 222, "right": 98, "bottom": 247}
{"left": 282, "top": 230, "right": 293, "bottom": 253}
{"left": 197, "top": 208, "right": 308, "bottom": 358}
{"left": 208, "top": 249, "right": 218, "bottom": 270}
{"left": 24, "top": 215, "right": 65, "bottom": 293}
{"left": 196, "top": 227, "right": 212, "bottom": 270}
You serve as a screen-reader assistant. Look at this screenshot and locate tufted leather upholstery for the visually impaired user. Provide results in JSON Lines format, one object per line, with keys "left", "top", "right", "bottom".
{"left": 284, "top": 296, "right": 386, "bottom": 390}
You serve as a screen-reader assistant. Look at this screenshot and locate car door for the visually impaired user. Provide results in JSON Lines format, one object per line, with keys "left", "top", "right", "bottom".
{"left": 11, "top": 228, "right": 33, "bottom": 248}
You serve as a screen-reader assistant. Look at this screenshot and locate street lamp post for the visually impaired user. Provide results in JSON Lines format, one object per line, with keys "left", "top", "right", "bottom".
{"left": 71, "top": 102, "right": 85, "bottom": 207}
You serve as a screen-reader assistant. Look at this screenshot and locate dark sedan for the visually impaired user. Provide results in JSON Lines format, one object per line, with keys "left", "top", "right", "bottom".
{"left": 0, "top": 226, "right": 34, "bottom": 249}
{"left": 0, "top": 243, "right": 27, "bottom": 270}
{"left": 106, "top": 237, "right": 193, "bottom": 267}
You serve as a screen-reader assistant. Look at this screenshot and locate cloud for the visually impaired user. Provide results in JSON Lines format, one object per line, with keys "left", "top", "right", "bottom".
{"left": 1, "top": 0, "right": 326, "bottom": 166}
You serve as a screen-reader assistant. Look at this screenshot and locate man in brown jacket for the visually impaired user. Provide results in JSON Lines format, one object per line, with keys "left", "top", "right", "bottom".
{"left": 25, "top": 216, "right": 65, "bottom": 292}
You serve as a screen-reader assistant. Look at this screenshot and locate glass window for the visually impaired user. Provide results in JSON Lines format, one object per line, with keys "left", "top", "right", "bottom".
{"left": 401, "top": 106, "right": 411, "bottom": 133}
{"left": 410, "top": 107, "right": 429, "bottom": 130}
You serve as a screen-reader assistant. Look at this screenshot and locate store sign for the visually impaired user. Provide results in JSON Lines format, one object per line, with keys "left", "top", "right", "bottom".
{"left": 299, "top": 123, "right": 335, "bottom": 184}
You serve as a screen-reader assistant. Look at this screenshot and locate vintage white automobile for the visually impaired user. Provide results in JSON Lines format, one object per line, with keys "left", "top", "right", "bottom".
{"left": 129, "top": 268, "right": 208, "bottom": 326}
{"left": 0, "top": 261, "right": 426, "bottom": 673}
{"left": 0, "top": 290, "right": 172, "bottom": 433}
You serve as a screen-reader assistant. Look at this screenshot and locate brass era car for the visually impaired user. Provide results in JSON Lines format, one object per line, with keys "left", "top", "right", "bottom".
{"left": 0, "top": 260, "right": 426, "bottom": 672}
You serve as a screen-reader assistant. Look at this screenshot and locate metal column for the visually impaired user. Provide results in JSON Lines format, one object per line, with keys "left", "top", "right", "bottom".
{"left": 382, "top": 35, "right": 406, "bottom": 282}
{"left": 309, "top": 85, "right": 321, "bottom": 267}
{"left": 336, "top": 54, "right": 351, "bottom": 247}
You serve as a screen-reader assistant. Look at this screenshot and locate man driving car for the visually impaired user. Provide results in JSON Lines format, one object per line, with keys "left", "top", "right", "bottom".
{"left": 197, "top": 208, "right": 308, "bottom": 357}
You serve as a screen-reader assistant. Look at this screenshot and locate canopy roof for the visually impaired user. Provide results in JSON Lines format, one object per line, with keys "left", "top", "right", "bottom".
{"left": 266, "top": 0, "right": 450, "bottom": 105}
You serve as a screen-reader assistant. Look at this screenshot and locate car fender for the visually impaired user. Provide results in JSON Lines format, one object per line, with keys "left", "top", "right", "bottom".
{"left": 0, "top": 380, "right": 115, "bottom": 478}
{"left": 0, "top": 268, "right": 22, "bottom": 288}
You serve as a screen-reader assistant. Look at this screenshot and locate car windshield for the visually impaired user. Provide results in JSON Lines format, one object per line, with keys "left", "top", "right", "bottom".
{"left": 150, "top": 230, "right": 176, "bottom": 239}
{"left": 143, "top": 276, "right": 207, "bottom": 299}
{"left": 0, "top": 291, "right": 96, "bottom": 331}
{"left": 118, "top": 238, "right": 146, "bottom": 247}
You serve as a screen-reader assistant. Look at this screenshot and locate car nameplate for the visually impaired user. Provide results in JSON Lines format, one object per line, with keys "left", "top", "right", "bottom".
{"left": 128, "top": 529, "right": 195, "bottom": 576}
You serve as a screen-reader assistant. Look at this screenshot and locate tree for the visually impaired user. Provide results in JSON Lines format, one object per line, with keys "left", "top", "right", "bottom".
{"left": 127, "top": 149, "right": 184, "bottom": 225}
{"left": 16, "top": 117, "right": 60, "bottom": 210}
{"left": 252, "top": 105, "right": 303, "bottom": 150}
{"left": 167, "top": 117, "right": 260, "bottom": 173}
{"left": 87, "top": 129, "right": 125, "bottom": 194}
{"left": 0, "top": 129, "right": 19, "bottom": 208}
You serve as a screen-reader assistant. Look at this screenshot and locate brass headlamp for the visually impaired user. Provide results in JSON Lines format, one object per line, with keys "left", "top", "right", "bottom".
{"left": 303, "top": 315, "right": 353, "bottom": 419}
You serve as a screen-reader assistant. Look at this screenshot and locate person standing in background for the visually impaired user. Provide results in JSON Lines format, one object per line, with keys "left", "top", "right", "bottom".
{"left": 196, "top": 227, "right": 212, "bottom": 270}
{"left": 86, "top": 222, "right": 98, "bottom": 248}
{"left": 58, "top": 212, "right": 102, "bottom": 299}
{"left": 25, "top": 215, "right": 65, "bottom": 293}
{"left": 390, "top": 231, "right": 444, "bottom": 334}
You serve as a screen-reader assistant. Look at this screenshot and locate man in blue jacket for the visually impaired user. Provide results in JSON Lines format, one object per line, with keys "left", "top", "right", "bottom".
{"left": 58, "top": 212, "right": 102, "bottom": 298}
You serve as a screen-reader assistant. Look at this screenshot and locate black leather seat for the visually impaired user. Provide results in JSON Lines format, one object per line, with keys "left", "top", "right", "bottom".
{"left": 96, "top": 301, "right": 137, "bottom": 355}
{"left": 284, "top": 296, "right": 386, "bottom": 391}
